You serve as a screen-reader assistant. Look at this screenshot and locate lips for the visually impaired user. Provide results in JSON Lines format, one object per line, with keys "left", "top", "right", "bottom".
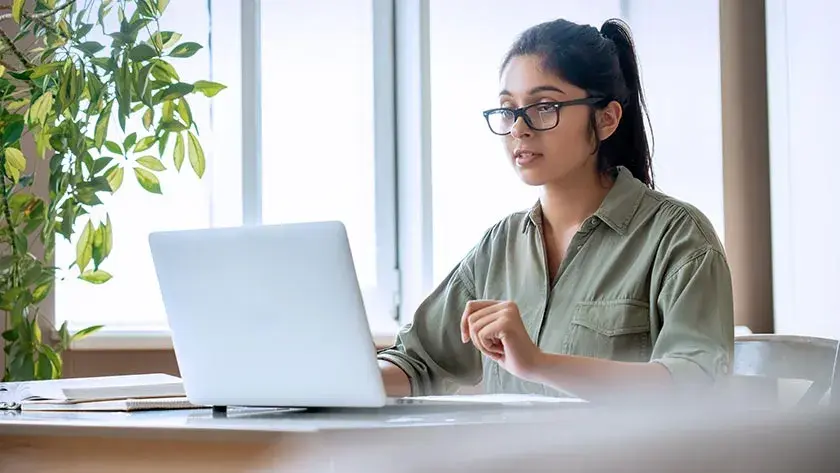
{"left": 514, "top": 149, "right": 543, "bottom": 166}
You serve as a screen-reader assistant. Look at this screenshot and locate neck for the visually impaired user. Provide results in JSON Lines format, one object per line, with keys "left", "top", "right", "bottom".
{"left": 539, "top": 165, "right": 613, "bottom": 232}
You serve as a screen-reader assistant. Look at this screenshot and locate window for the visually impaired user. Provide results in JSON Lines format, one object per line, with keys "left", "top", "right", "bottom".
{"left": 56, "top": 0, "right": 215, "bottom": 331}
{"left": 259, "top": 0, "right": 397, "bottom": 334}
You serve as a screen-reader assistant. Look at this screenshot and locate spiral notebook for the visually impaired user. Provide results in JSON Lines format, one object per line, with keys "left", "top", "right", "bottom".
{"left": 19, "top": 396, "right": 202, "bottom": 412}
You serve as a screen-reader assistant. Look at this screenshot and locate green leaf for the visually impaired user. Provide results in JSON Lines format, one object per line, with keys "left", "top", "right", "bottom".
{"left": 137, "top": 155, "right": 166, "bottom": 171}
{"left": 4, "top": 148, "right": 26, "bottom": 183}
{"left": 32, "top": 282, "right": 52, "bottom": 303}
{"left": 32, "top": 317, "right": 42, "bottom": 344}
{"left": 94, "top": 101, "right": 113, "bottom": 149}
{"left": 133, "top": 168, "right": 162, "bottom": 194}
{"left": 187, "top": 131, "right": 205, "bottom": 178}
{"left": 160, "top": 120, "right": 187, "bottom": 132}
{"left": 71, "top": 325, "right": 104, "bottom": 342}
{"left": 103, "top": 214, "right": 113, "bottom": 259}
{"left": 76, "top": 187, "right": 102, "bottom": 205}
{"left": 170, "top": 42, "right": 202, "bottom": 58}
{"left": 36, "top": 349, "right": 55, "bottom": 380}
{"left": 157, "top": 0, "right": 171, "bottom": 14}
{"left": 160, "top": 82, "right": 194, "bottom": 102}
{"left": 77, "top": 41, "right": 105, "bottom": 56}
{"left": 92, "top": 224, "right": 104, "bottom": 268}
{"left": 12, "top": 0, "right": 24, "bottom": 23}
{"left": 79, "top": 269, "right": 112, "bottom": 284}
{"left": 2, "top": 117, "right": 24, "bottom": 145}
{"left": 151, "top": 31, "right": 181, "bottom": 51}
{"left": 30, "top": 62, "right": 63, "bottom": 79}
{"left": 151, "top": 59, "right": 179, "bottom": 82}
{"left": 30, "top": 91, "right": 54, "bottom": 125}
{"left": 137, "top": 63, "right": 154, "bottom": 107}
{"left": 76, "top": 220, "right": 94, "bottom": 272}
{"left": 124, "top": 132, "right": 137, "bottom": 151}
{"left": 133, "top": 135, "right": 156, "bottom": 152}
{"left": 130, "top": 43, "right": 158, "bottom": 62}
{"left": 38, "top": 345, "right": 62, "bottom": 379}
{"left": 57, "top": 321, "right": 70, "bottom": 350}
{"left": 105, "top": 166, "right": 124, "bottom": 192}
{"left": 192, "top": 80, "right": 227, "bottom": 98}
{"left": 98, "top": 1, "right": 113, "bottom": 27}
{"left": 143, "top": 107, "right": 154, "bottom": 130}
{"left": 104, "top": 141, "right": 122, "bottom": 155}
{"left": 58, "top": 199, "right": 76, "bottom": 240}
{"left": 162, "top": 100, "right": 174, "bottom": 121}
{"left": 2, "top": 328, "right": 18, "bottom": 342}
{"left": 158, "top": 131, "right": 170, "bottom": 156}
{"left": 173, "top": 132, "right": 184, "bottom": 171}
{"left": 91, "top": 57, "right": 114, "bottom": 71}
{"left": 90, "top": 156, "right": 114, "bottom": 175}
{"left": 76, "top": 23, "right": 94, "bottom": 39}
{"left": 177, "top": 99, "right": 193, "bottom": 127}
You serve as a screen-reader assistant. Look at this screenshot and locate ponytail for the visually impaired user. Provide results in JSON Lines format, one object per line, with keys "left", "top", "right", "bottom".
{"left": 503, "top": 17, "right": 654, "bottom": 188}
{"left": 598, "top": 19, "right": 654, "bottom": 189}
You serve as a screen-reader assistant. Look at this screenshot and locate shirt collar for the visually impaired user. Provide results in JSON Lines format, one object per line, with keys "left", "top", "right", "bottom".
{"left": 521, "top": 166, "right": 647, "bottom": 236}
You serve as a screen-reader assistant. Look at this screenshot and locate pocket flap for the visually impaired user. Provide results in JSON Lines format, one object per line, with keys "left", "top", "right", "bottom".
{"left": 571, "top": 300, "right": 650, "bottom": 337}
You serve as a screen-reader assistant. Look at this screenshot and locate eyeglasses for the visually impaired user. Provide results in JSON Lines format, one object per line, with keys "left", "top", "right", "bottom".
{"left": 482, "top": 97, "right": 606, "bottom": 136}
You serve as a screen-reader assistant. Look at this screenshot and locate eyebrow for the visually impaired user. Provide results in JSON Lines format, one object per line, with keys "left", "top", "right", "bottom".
{"left": 499, "top": 85, "right": 567, "bottom": 97}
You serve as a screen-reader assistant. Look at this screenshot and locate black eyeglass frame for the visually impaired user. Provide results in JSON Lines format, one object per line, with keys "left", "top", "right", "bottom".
{"left": 481, "top": 96, "right": 607, "bottom": 135}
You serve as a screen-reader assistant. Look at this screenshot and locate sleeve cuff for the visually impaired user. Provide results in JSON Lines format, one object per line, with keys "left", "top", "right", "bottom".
{"left": 651, "top": 356, "right": 717, "bottom": 386}
{"left": 377, "top": 350, "right": 427, "bottom": 396}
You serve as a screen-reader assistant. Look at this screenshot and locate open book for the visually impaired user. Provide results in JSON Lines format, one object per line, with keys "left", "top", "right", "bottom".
{"left": 0, "top": 373, "right": 186, "bottom": 410}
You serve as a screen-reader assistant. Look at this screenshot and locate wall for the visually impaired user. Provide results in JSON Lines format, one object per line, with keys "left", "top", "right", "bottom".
{"left": 720, "top": 0, "right": 774, "bottom": 333}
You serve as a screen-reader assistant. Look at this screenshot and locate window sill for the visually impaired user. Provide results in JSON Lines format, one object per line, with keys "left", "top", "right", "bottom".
{"left": 66, "top": 328, "right": 399, "bottom": 351}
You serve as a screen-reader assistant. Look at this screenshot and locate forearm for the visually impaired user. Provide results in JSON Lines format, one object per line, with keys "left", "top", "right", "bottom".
{"left": 379, "top": 359, "right": 412, "bottom": 397}
{"left": 529, "top": 352, "right": 672, "bottom": 401}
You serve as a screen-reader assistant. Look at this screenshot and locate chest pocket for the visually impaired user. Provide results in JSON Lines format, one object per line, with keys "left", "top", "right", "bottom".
{"left": 562, "top": 300, "right": 652, "bottom": 362}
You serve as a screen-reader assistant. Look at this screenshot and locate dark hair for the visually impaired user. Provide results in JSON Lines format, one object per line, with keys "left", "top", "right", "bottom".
{"left": 501, "top": 18, "right": 654, "bottom": 189}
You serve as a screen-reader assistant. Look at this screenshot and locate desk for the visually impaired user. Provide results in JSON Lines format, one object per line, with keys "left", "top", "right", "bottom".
{"left": 1, "top": 404, "right": 839, "bottom": 473}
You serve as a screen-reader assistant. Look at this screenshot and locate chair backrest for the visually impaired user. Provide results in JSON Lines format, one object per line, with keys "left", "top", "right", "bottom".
{"left": 733, "top": 334, "right": 840, "bottom": 406}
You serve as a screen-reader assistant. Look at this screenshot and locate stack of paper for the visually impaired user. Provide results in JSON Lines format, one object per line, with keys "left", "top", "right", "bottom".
{"left": 0, "top": 373, "right": 204, "bottom": 412}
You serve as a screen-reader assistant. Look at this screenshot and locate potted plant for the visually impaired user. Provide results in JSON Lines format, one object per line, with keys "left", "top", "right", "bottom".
{"left": 0, "top": 0, "right": 224, "bottom": 381}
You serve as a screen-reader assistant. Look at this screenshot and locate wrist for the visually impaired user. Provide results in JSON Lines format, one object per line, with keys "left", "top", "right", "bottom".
{"left": 523, "top": 348, "right": 553, "bottom": 384}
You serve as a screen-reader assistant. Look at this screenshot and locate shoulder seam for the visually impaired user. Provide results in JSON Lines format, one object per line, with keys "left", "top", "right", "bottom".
{"left": 662, "top": 245, "right": 723, "bottom": 285}
{"left": 659, "top": 198, "right": 718, "bottom": 248}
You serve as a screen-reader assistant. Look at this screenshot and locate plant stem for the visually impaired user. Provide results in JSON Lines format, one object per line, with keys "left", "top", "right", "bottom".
{"left": 0, "top": 27, "right": 31, "bottom": 69}
{"left": 0, "top": 151, "right": 20, "bottom": 287}
{"left": 31, "top": 0, "right": 77, "bottom": 20}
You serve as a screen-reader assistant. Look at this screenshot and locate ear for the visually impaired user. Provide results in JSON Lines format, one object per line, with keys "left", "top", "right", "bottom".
{"left": 596, "top": 100, "right": 623, "bottom": 141}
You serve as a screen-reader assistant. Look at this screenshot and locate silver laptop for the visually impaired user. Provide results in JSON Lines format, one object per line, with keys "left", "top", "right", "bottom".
{"left": 149, "top": 221, "right": 399, "bottom": 409}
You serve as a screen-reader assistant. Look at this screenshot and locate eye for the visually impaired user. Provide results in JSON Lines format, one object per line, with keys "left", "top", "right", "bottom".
{"left": 533, "top": 103, "right": 556, "bottom": 113}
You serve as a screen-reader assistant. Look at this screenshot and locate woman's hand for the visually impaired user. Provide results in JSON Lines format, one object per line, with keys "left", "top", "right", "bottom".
{"left": 460, "top": 300, "right": 543, "bottom": 381}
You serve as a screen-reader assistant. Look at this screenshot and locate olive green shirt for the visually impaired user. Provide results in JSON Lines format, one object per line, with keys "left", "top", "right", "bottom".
{"left": 377, "top": 166, "right": 734, "bottom": 396}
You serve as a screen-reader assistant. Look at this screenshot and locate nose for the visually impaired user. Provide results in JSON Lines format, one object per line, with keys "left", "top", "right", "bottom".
{"left": 509, "top": 115, "right": 531, "bottom": 139}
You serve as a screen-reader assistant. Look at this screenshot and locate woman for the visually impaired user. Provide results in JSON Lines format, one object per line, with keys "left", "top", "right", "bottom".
{"left": 377, "top": 18, "right": 734, "bottom": 401}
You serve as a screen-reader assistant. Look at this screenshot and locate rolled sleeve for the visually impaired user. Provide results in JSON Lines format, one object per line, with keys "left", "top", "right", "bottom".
{"left": 376, "top": 260, "right": 482, "bottom": 396}
{"left": 650, "top": 247, "right": 734, "bottom": 385}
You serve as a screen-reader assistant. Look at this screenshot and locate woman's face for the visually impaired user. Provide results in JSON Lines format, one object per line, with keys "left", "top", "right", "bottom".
{"left": 497, "top": 55, "right": 611, "bottom": 187}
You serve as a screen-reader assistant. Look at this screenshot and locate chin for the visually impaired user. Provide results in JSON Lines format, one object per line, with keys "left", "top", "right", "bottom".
{"left": 514, "top": 167, "right": 550, "bottom": 187}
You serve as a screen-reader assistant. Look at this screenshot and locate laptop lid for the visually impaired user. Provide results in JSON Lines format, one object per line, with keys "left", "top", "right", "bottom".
{"left": 148, "top": 221, "right": 387, "bottom": 408}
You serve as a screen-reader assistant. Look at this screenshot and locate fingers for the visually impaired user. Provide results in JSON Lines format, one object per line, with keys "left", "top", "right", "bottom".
{"left": 460, "top": 300, "right": 501, "bottom": 343}
{"left": 475, "top": 318, "right": 507, "bottom": 359}
{"left": 468, "top": 310, "right": 506, "bottom": 357}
